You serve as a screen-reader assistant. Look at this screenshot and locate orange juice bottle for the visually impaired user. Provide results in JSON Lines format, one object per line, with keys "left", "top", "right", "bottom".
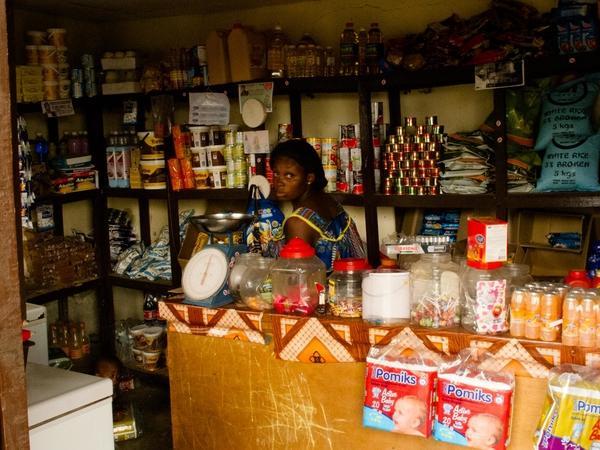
{"left": 540, "top": 291, "right": 561, "bottom": 342}
{"left": 562, "top": 293, "right": 580, "bottom": 346}
{"left": 525, "top": 289, "right": 542, "bottom": 340}
{"left": 579, "top": 294, "right": 596, "bottom": 347}
{"left": 509, "top": 288, "right": 527, "bottom": 337}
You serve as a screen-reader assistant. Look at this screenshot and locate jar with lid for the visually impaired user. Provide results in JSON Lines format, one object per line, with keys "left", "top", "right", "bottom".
{"left": 362, "top": 268, "right": 411, "bottom": 324}
{"left": 271, "top": 238, "right": 326, "bottom": 315}
{"left": 461, "top": 261, "right": 508, "bottom": 335}
{"left": 410, "top": 253, "right": 460, "bottom": 328}
{"left": 228, "top": 253, "right": 262, "bottom": 299}
{"left": 240, "top": 256, "right": 275, "bottom": 311}
{"left": 328, "top": 258, "right": 371, "bottom": 317}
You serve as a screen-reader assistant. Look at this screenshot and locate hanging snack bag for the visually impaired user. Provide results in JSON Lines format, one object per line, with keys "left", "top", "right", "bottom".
{"left": 434, "top": 349, "right": 515, "bottom": 450}
{"left": 534, "top": 76, "right": 599, "bottom": 151}
{"left": 364, "top": 345, "right": 441, "bottom": 437}
{"left": 534, "top": 364, "right": 600, "bottom": 450}
{"left": 536, "top": 133, "right": 600, "bottom": 192}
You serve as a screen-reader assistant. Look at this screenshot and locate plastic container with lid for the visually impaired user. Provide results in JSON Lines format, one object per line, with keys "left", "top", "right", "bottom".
{"left": 565, "top": 269, "right": 592, "bottom": 288}
{"left": 228, "top": 252, "right": 260, "bottom": 297}
{"left": 240, "top": 256, "right": 275, "bottom": 311}
{"left": 328, "top": 258, "right": 371, "bottom": 317}
{"left": 461, "top": 260, "right": 508, "bottom": 335}
{"left": 410, "top": 253, "right": 460, "bottom": 328}
{"left": 271, "top": 238, "right": 326, "bottom": 315}
{"left": 362, "top": 268, "right": 410, "bottom": 324}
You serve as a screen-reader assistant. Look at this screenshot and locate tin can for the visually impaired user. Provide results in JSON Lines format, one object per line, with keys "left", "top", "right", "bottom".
{"left": 278, "top": 123, "right": 293, "bottom": 142}
{"left": 306, "top": 137, "right": 321, "bottom": 156}
{"left": 323, "top": 164, "right": 337, "bottom": 192}
{"left": 432, "top": 125, "right": 444, "bottom": 135}
{"left": 404, "top": 117, "right": 416, "bottom": 128}
{"left": 410, "top": 178, "right": 423, "bottom": 187}
{"left": 416, "top": 125, "right": 426, "bottom": 135}
{"left": 321, "top": 138, "right": 338, "bottom": 166}
{"left": 339, "top": 124, "right": 359, "bottom": 140}
{"left": 71, "top": 81, "right": 83, "bottom": 99}
{"left": 388, "top": 135, "right": 398, "bottom": 145}
{"left": 396, "top": 126, "right": 405, "bottom": 136}
{"left": 71, "top": 68, "right": 83, "bottom": 83}
{"left": 382, "top": 178, "right": 393, "bottom": 195}
{"left": 425, "top": 115, "right": 438, "bottom": 126}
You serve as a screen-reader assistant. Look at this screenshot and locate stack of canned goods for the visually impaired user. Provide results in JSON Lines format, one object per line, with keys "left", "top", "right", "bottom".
{"left": 72, "top": 54, "right": 97, "bottom": 98}
{"left": 380, "top": 116, "right": 444, "bottom": 196}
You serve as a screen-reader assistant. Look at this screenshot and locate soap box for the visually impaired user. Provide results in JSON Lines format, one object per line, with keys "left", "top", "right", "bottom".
{"left": 467, "top": 217, "right": 508, "bottom": 268}
{"left": 364, "top": 355, "right": 437, "bottom": 437}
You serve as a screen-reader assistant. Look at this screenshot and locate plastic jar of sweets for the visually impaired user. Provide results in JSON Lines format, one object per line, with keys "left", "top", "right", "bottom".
{"left": 328, "top": 258, "right": 371, "bottom": 317}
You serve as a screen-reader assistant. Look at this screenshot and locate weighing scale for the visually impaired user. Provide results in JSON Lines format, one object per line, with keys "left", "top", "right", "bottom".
{"left": 182, "top": 213, "right": 253, "bottom": 308}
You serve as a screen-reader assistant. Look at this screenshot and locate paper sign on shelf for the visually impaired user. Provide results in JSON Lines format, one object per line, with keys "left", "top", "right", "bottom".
{"left": 474, "top": 59, "right": 524, "bottom": 90}
{"left": 41, "top": 99, "right": 75, "bottom": 117}
{"left": 243, "top": 130, "right": 270, "bottom": 154}
{"left": 189, "top": 92, "right": 230, "bottom": 125}
{"left": 238, "top": 82, "right": 273, "bottom": 113}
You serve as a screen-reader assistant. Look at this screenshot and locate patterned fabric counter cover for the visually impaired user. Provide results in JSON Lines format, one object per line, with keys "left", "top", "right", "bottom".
{"left": 159, "top": 298, "right": 600, "bottom": 379}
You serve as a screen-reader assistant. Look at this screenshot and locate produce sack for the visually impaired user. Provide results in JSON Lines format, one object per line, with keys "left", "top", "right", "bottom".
{"left": 536, "top": 133, "right": 600, "bottom": 192}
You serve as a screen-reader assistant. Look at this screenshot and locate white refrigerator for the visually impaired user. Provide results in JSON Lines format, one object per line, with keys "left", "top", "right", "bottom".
{"left": 27, "top": 363, "right": 114, "bottom": 450}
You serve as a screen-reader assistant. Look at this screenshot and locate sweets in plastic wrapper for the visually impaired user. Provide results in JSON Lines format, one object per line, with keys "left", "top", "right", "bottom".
{"left": 433, "top": 349, "right": 515, "bottom": 450}
{"left": 534, "top": 364, "right": 600, "bottom": 450}
{"left": 363, "top": 345, "right": 442, "bottom": 437}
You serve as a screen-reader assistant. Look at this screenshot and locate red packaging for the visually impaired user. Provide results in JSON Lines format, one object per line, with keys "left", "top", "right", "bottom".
{"left": 364, "top": 349, "right": 439, "bottom": 437}
{"left": 467, "top": 217, "right": 508, "bottom": 269}
{"left": 433, "top": 350, "right": 515, "bottom": 450}
{"left": 167, "top": 158, "right": 183, "bottom": 191}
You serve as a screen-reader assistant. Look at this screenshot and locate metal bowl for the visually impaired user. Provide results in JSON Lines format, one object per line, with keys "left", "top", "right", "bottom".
{"left": 190, "top": 213, "right": 254, "bottom": 233}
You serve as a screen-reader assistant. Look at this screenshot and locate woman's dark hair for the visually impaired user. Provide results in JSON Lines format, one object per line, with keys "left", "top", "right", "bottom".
{"left": 270, "top": 139, "right": 327, "bottom": 191}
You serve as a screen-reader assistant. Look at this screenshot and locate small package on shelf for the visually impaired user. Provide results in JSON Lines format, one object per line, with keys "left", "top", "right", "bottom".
{"left": 364, "top": 346, "right": 441, "bottom": 437}
{"left": 380, "top": 233, "right": 453, "bottom": 257}
{"left": 434, "top": 349, "right": 515, "bottom": 450}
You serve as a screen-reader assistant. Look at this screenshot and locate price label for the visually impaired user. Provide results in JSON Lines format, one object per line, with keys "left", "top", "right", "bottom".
{"left": 41, "top": 99, "right": 75, "bottom": 117}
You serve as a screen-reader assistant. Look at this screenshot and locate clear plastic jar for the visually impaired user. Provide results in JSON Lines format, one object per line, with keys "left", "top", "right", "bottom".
{"left": 410, "top": 253, "right": 460, "bottom": 328}
{"left": 461, "top": 263, "right": 508, "bottom": 335}
{"left": 228, "top": 253, "right": 262, "bottom": 298}
{"left": 240, "top": 256, "right": 275, "bottom": 311}
{"left": 500, "top": 263, "right": 533, "bottom": 294}
{"left": 328, "top": 258, "right": 370, "bottom": 317}
{"left": 271, "top": 238, "right": 326, "bottom": 315}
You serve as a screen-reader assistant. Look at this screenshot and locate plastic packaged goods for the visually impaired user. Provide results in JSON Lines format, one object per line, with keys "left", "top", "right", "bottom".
{"left": 271, "top": 238, "right": 326, "bottom": 315}
{"left": 533, "top": 364, "right": 600, "bottom": 450}
{"left": 434, "top": 350, "right": 515, "bottom": 450}
{"left": 267, "top": 25, "right": 286, "bottom": 77}
{"left": 410, "top": 253, "right": 460, "bottom": 328}
{"left": 228, "top": 23, "right": 266, "bottom": 82}
{"left": 339, "top": 22, "right": 358, "bottom": 76}
{"left": 206, "top": 30, "right": 231, "bottom": 85}
{"left": 328, "top": 258, "right": 370, "bottom": 317}
{"left": 364, "top": 347, "right": 441, "bottom": 437}
{"left": 366, "top": 22, "right": 384, "bottom": 74}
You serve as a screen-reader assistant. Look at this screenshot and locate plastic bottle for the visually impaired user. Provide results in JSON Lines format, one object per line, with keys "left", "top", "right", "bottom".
{"left": 33, "top": 133, "right": 48, "bottom": 163}
{"left": 296, "top": 43, "right": 307, "bottom": 77}
{"left": 267, "top": 25, "right": 286, "bottom": 78}
{"left": 80, "top": 131, "right": 89, "bottom": 155}
{"left": 67, "top": 132, "right": 79, "bottom": 156}
{"left": 79, "top": 322, "right": 90, "bottom": 355}
{"left": 366, "top": 22, "right": 384, "bottom": 75}
{"left": 339, "top": 22, "right": 358, "bottom": 76}
{"left": 306, "top": 44, "right": 317, "bottom": 77}
{"left": 144, "top": 293, "right": 159, "bottom": 324}
{"left": 69, "top": 325, "right": 83, "bottom": 360}
{"left": 315, "top": 45, "right": 324, "bottom": 76}
{"left": 324, "top": 46, "right": 336, "bottom": 76}
{"left": 285, "top": 44, "right": 297, "bottom": 78}
{"left": 358, "top": 27, "right": 367, "bottom": 75}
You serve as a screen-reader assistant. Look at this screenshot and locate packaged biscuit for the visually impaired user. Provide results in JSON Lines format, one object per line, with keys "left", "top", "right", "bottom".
{"left": 434, "top": 349, "right": 515, "bottom": 450}
{"left": 534, "top": 364, "right": 600, "bottom": 450}
{"left": 363, "top": 346, "right": 442, "bottom": 437}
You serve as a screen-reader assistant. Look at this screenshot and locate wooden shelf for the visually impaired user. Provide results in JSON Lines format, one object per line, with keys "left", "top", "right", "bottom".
{"left": 108, "top": 274, "right": 174, "bottom": 292}
{"left": 104, "top": 187, "right": 168, "bottom": 199}
{"left": 172, "top": 188, "right": 249, "bottom": 201}
{"left": 373, "top": 193, "right": 496, "bottom": 208}
{"left": 36, "top": 189, "right": 100, "bottom": 205}
{"left": 507, "top": 192, "right": 600, "bottom": 209}
{"left": 25, "top": 277, "right": 101, "bottom": 304}
{"left": 330, "top": 193, "right": 365, "bottom": 206}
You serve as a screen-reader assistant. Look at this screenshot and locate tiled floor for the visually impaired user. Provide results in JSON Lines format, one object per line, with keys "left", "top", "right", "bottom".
{"left": 115, "top": 374, "right": 172, "bottom": 450}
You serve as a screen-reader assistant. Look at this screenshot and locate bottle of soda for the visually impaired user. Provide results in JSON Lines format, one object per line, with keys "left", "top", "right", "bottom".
{"left": 366, "top": 22, "right": 384, "bottom": 75}
{"left": 324, "top": 46, "right": 336, "bottom": 77}
{"left": 33, "top": 133, "right": 48, "bottom": 163}
{"left": 339, "top": 22, "right": 358, "bottom": 76}
{"left": 144, "top": 293, "right": 159, "bottom": 324}
{"left": 49, "top": 323, "right": 60, "bottom": 349}
{"left": 358, "top": 27, "right": 367, "bottom": 75}
{"left": 267, "top": 25, "right": 287, "bottom": 78}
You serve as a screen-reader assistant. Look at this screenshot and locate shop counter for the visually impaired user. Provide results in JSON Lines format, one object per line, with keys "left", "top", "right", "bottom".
{"left": 159, "top": 299, "right": 583, "bottom": 449}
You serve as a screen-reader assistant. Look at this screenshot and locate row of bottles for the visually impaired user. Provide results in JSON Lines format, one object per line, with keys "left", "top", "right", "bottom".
{"left": 340, "top": 22, "right": 383, "bottom": 75}
{"left": 31, "top": 131, "right": 90, "bottom": 162}
{"left": 49, "top": 320, "right": 90, "bottom": 360}
{"left": 107, "top": 129, "right": 138, "bottom": 146}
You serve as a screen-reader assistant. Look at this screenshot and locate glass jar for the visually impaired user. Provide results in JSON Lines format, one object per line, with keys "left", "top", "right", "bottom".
{"left": 499, "top": 263, "right": 533, "bottom": 295}
{"left": 461, "top": 262, "right": 508, "bottom": 335}
{"left": 228, "top": 253, "right": 261, "bottom": 298}
{"left": 240, "top": 256, "right": 275, "bottom": 311}
{"left": 328, "top": 258, "right": 370, "bottom": 317}
{"left": 410, "top": 253, "right": 460, "bottom": 328}
{"left": 271, "top": 238, "right": 327, "bottom": 315}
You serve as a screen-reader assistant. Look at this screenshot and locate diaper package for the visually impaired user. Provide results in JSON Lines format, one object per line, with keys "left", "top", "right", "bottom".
{"left": 434, "top": 350, "right": 515, "bottom": 450}
{"left": 534, "top": 364, "right": 600, "bottom": 450}
{"left": 363, "top": 346, "right": 441, "bottom": 437}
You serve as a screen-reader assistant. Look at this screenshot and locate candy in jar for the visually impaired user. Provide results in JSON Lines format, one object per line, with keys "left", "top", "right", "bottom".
{"left": 410, "top": 253, "right": 460, "bottom": 328}
{"left": 328, "top": 258, "right": 370, "bottom": 317}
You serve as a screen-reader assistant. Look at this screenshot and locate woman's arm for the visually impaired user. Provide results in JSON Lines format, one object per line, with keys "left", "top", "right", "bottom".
{"left": 284, "top": 216, "right": 319, "bottom": 246}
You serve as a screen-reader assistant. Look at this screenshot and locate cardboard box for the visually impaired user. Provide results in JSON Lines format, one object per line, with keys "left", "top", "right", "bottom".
{"left": 467, "top": 217, "right": 508, "bottom": 268}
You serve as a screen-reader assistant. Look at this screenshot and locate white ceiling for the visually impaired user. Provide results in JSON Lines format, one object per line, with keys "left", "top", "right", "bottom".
{"left": 13, "top": 0, "right": 307, "bottom": 22}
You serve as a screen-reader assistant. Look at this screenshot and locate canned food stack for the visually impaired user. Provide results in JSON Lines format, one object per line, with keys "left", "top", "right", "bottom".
{"left": 380, "top": 116, "right": 444, "bottom": 196}
{"left": 20, "top": 28, "right": 70, "bottom": 102}
{"left": 337, "top": 124, "right": 364, "bottom": 194}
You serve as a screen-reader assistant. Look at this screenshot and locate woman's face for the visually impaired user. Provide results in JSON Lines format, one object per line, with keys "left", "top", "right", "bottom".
{"left": 272, "top": 156, "right": 310, "bottom": 201}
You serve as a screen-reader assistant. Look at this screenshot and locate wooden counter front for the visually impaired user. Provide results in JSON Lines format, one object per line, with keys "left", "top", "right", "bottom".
{"left": 167, "top": 332, "right": 547, "bottom": 450}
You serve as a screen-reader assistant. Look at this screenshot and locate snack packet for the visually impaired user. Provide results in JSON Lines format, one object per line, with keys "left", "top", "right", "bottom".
{"left": 363, "top": 345, "right": 442, "bottom": 437}
{"left": 434, "top": 349, "right": 515, "bottom": 449}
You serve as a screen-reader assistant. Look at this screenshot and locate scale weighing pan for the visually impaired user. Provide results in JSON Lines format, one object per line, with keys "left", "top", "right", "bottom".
{"left": 190, "top": 212, "right": 254, "bottom": 234}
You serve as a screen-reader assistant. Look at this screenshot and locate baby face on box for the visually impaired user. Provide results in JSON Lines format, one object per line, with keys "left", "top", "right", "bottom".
{"left": 363, "top": 350, "right": 439, "bottom": 437}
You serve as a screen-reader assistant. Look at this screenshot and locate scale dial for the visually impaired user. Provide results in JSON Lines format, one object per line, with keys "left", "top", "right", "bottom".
{"left": 182, "top": 247, "right": 229, "bottom": 301}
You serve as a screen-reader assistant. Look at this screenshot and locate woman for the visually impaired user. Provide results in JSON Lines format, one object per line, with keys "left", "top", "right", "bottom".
{"left": 270, "top": 139, "right": 365, "bottom": 270}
